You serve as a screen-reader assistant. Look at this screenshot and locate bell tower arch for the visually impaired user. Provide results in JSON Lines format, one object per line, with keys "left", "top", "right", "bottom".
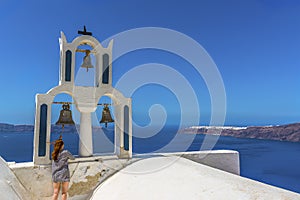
{"left": 33, "top": 29, "right": 132, "bottom": 165}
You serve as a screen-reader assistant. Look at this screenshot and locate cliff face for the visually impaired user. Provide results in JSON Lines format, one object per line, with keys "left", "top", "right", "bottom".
{"left": 181, "top": 123, "right": 300, "bottom": 142}
{"left": 224, "top": 123, "right": 300, "bottom": 142}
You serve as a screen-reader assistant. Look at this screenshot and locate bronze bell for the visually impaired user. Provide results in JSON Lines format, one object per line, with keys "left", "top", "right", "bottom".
{"left": 100, "top": 104, "right": 114, "bottom": 128}
{"left": 80, "top": 50, "right": 94, "bottom": 72}
{"left": 56, "top": 104, "right": 75, "bottom": 126}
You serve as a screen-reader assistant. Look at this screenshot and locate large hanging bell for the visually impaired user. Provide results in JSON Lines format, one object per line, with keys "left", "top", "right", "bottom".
{"left": 80, "top": 50, "right": 94, "bottom": 71}
{"left": 100, "top": 104, "right": 114, "bottom": 128}
{"left": 56, "top": 104, "right": 75, "bottom": 126}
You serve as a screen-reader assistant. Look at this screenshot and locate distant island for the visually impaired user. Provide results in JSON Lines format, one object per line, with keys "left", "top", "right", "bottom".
{"left": 0, "top": 123, "right": 102, "bottom": 134}
{"left": 180, "top": 123, "right": 300, "bottom": 142}
{"left": 1, "top": 122, "right": 300, "bottom": 142}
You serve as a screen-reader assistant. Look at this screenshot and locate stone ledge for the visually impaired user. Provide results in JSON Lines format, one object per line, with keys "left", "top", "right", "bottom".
{"left": 134, "top": 150, "right": 240, "bottom": 175}
{"left": 180, "top": 150, "right": 240, "bottom": 175}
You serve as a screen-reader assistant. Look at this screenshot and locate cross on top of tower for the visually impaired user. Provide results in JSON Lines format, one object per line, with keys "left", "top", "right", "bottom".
{"left": 78, "top": 25, "right": 92, "bottom": 36}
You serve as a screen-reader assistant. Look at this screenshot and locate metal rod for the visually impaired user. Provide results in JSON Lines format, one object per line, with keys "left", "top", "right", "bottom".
{"left": 97, "top": 103, "right": 112, "bottom": 106}
{"left": 76, "top": 49, "right": 89, "bottom": 53}
{"left": 52, "top": 101, "right": 73, "bottom": 105}
{"left": 76, "top": 49, "right": 95, "bottom": 54}
{"left": 53, "top": 102, "right": 112, "bottom": 106}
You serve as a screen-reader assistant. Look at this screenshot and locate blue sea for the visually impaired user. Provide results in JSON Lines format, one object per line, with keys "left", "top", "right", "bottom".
{"left": 0, "top": 126, "right": 300, "bottom": 194}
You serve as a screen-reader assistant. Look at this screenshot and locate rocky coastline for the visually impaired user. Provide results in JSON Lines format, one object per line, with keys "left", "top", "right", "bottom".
{"left": 180, "top": 122, "right": 300, "bottom": 142}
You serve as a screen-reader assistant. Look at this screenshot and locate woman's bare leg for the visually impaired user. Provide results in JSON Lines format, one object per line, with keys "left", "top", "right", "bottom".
{"left": 61, "top": 182, "right": 69, "bottom": 200}
{"left": 52, "top": 182, "right": 60, "bottom": 200}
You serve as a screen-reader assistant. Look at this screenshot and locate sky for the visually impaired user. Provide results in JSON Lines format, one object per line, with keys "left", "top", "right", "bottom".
{"left": 0, "top": 0, "right": 300, "bottom": 126}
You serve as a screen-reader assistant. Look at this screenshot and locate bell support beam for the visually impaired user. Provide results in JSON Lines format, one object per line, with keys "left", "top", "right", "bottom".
{"left": 79, "top": 112, "right": 93, "bottom": 156}
{"left": 74, "top": 86, "right": 97, "bottom": 157}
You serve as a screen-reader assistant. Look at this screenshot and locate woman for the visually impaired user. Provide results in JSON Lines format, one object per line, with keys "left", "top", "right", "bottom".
{"left": 51, "top": 136, "right": 75, "bottom": 200}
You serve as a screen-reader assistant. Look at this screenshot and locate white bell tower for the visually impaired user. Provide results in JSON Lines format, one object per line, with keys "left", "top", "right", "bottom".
{"left": 33, "top": 28, "right": 132, "bottom": 165}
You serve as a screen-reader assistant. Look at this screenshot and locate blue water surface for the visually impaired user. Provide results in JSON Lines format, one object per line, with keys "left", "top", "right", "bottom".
{"left": 0, "top": 126, "right": 299, "bottom": 194}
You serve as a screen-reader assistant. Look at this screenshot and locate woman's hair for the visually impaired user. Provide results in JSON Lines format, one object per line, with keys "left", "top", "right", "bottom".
{"left": 51, "top": 138, "right": 64, "bottom": 161}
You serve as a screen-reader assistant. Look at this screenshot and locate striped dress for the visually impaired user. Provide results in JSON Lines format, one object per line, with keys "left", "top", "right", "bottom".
{"left": 52, "top": 150, "right": 75, "bottom": 182}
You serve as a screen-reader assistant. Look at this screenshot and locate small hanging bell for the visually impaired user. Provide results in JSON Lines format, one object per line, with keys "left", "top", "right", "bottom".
{"left": 56, "top": 104, "right": 75, "bottom": 126}
{"left": 80, "top": 50, "right": 94, "bottom": 71}
{"left": 100, "top": 104, "right": 114, "bottom": 128}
